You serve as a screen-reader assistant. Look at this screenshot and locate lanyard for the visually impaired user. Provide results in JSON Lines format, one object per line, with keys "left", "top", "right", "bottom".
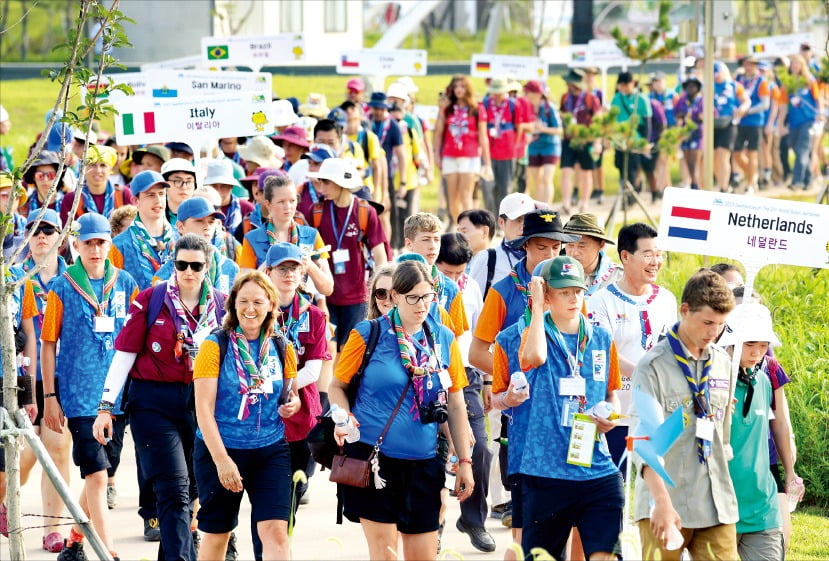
{"left": 545, "top": 314, "right": 588, "bottom": 378}
{"left": 329, "top": 197, "right": 355, "bottom": 250}
{"left": 565, "top": 91, "right": 586, "bottom": 115}
{"left": 607, "top": 283, "right": 660, "bottom": 351}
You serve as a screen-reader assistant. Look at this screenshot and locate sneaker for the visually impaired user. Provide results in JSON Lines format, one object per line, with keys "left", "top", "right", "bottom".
{"left": 436, "top": 521, "right": 445, "bottom": 555}
{"left": 299, "top": 489, "right": 310, "bottom": 505}
{"left": 43, "top": 531, "right": 65, "bottom": 553}
{"left": 501, "top": 501, "right": 513, "bottom": 528}
{"left": 490, "top": 502, "right": 507, "bottom": 519}
{"left": 456, "top": 518, "right": 496, "bottom": 552}
{"left": 106, "top": 484, "right": 117, "bottom": 510}
{"left": 0, "top": 503, "right": 7, "bottom": 537}
{"left": 225, "top": 531, "right": 238, "bottom": 561}
{"left": 57, "top": 541, "right": 87, "bottom": 561}
{"left": 144, "top": 517, "right": 161, "bottom": 542}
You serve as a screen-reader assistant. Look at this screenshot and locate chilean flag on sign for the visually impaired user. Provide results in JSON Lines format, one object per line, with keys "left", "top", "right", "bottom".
{"left": 667, "top": 205, "right": 711, "bottom": 241}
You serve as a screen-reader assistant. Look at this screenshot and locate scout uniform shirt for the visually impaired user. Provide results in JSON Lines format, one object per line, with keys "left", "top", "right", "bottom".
{"left": 109, "top": 218, "right": 177, "bottom": 290}
{"left": 430, "top": 269, "right": 469, "bottom": 337}
{"left": 236, "top": 221, "right": 326, "bottom": 269}
{"left": 20, "top": 256, "right": 67, "bottom": 379}
{"left": 41, "top": 262, "right": 139, "bottom": 417}
{"left": 1, "top": 267, "right": 38, "bottom": 374}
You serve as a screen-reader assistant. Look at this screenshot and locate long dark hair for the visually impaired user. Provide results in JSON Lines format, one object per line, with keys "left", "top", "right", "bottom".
{"left": 444, "top": 75, "right": 478, "bottom": 118}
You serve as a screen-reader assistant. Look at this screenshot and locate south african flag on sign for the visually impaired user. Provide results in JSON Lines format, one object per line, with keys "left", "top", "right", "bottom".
{"left": 207, "top": 45, "right": 229, "bottom": 60}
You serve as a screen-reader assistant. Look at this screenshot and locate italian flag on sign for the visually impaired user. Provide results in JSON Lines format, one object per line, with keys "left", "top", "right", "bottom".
{"left": 121, "top": 112, "right": 156, "bottom": 136}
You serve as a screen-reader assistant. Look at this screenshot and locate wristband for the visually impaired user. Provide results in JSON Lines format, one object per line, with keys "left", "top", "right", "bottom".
{"left": 97, "top": 400, "right": 115, "bottom": 413}
{"left": 458, "top": 458, "right": 473, "bottom": 467}
{"left": 500, "top": 392, "right": 510, "bottom": 409}
{"left": 43, "top": 393, "right": 57, "bottom": 399}
{"left": 483, "top": 381, "right": 493, "bottom": 386}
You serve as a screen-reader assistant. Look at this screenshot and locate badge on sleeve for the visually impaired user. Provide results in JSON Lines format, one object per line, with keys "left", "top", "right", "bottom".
{"left": 592, "top": 350, "right": 606, "bottom": 381}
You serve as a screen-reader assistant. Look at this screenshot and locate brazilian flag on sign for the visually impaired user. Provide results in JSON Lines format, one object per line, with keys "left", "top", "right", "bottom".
{"left": 207, "top": 45, "right": 229, "bottom": 60}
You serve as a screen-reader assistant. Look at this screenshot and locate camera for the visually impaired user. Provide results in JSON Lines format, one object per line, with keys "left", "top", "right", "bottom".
{"left": 418, "top": 389, "right": 449, "bottom": 424}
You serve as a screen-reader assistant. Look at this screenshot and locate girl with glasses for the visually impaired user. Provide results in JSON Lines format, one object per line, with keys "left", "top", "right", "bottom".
{"left": 93, "top": 234, "right": 227, "bottom": 559}
{"left": 328, "top": 260, "right": 473, "bottom": 560}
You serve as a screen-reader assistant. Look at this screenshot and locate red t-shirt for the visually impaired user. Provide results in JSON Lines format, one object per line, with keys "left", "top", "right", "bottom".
{"left": 315, "top": 197, "right": 387, "bottom": 306}
{"left": 560, "top": 90, "right": 602, "bottom": 138}
{"left": 512, "top": 95, "right": 534, "bottom": 159}
{"left": 441, "top": 102, "right": 486, "bottom": 159}
{"left": 59, "top": 186, "right": 134, "bottom": 225}
{"left": 485, "top": 97, "right": 519, "bottom": 161}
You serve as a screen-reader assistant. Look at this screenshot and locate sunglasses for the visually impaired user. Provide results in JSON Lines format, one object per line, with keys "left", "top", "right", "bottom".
{"left": 34, "top": 171, "right": 57, "bottom": 181}
{"left": 373, "top": 288, "right": 390, "bottom": 301}
{"left": 28, "top": 224, "right": 58, "bottom": 236}
{"left": 174, "top": 260, "right": 206, "bottom": 272}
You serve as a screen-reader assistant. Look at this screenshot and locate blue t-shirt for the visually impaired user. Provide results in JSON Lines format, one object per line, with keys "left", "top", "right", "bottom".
{"left": 738, "top": 74, "right": 768, "bottom": 127}
{"left": 528, "top": 101, "right": 563, "bottom": 157}
{"left": 508, "top": 317, "right": 619, "bottom": 481}
{"left": 350, "top": 316, "right": 463, "bottom": 460}
{"left": 371, "top": 117, "right": 403, "bottom": 172}
{"left": 488, "top": 259, "right": 532, "bottom": 331}
{"left": 242, "top": 222, "right": 319, "bottom": 268}
{"left": 0, "top": 267, "right": 28, "bottom": 376}
{"left": 714, "top": 80, "right": 741, "bottom": 119}
{"left": 47, "top": 268, "right": 137, "bottom": 417}
{"left": 21, "top": 257, "right": 67, "bottom": 380}
{"left": 196, "top": 333, "right": 287, "bottom": 449}
{"left": 112, "top": 224, "right": 177, "bottom": 290}
{"left": 650, "top": 90, "right": 677, "bottom": 127}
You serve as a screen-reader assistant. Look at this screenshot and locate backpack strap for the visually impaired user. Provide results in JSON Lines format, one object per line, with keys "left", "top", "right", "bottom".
{"left": 145, "top": 283, "right": 168, "bottom": 334}
{"left": 484, "top": 248, "right": 497, "bottom": 299}
{"left": 311, "top": 202, "right": 324, "bottom": 229}
{"left": 114, "top": 188, "right": 124, "bottom": 209}
{"left": 345, "top": 318, "right": 381, "bottom": 407}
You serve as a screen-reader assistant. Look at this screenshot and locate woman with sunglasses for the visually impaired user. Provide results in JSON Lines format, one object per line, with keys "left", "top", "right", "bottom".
{"left": 21, "top": 151, "right": 65, "bottom": 217}
{"left": 93, "top": 234, "right": 227, "bottom": 560}
{"left": 367, "top": 264, "right": 395, "bottom": 319}
{"left": 329, "top": 260, "right": 473, "bottom": 561}
{"left": 192, "top": 271, "right": 300, "bottom": 561}
{"left": 17, "top": 209, "right": 72, "bottom": 552}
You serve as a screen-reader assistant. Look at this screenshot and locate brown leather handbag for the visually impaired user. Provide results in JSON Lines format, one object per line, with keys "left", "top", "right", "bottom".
{"left": 329, "top": 381, "right": 410, "bottom": 488}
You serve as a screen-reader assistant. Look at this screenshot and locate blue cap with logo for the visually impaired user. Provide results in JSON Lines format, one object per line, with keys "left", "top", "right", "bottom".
{"left": 26, "top": 208, "right": 61, "bottom": 230}
{"left": 266, "top": 242, "right": 304, "bottom": 267}
{"left": 303, "top": 143, "right": 337, "bottom": 163}
{"left": 177, "top": 197, "right": 225, "bottom": 223}
{"left": 131, "top": 170, "right": 170, "bottom": 196}
{"left": 75, "top": 212, "right": 112, "bottom": 242}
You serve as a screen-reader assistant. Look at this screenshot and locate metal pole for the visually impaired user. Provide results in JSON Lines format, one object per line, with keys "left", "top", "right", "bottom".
{"left": 7, "top": 409, "right": 114, "bottom": 561}
{"left": 702, "top": 0, "right": 715, "bottom": 192}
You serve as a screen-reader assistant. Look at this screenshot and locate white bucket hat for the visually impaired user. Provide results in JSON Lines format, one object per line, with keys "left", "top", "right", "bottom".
{"left": 272, "top": 99, "right": 299, "bottom": 127}
{"left": 718, "top": 302, "right": 781, "bottom": 347}
{"left": 237, "top": 135, "right": 284, "bottom": 169}
{"left": 203, "top": 159, "right": 241, "bottom": 187}
{"left": 306, "top": 158, "right": 362, "bottom": 191}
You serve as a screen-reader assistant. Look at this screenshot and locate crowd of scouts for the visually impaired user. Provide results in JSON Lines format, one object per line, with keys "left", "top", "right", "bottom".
{"left": 0, "top": 59, "right": 813, "bottom": 561}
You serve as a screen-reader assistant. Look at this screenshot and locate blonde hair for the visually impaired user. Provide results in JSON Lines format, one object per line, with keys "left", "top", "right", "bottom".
{"left": 109, "top": 204, "right": 137, "bottom": 237}
{"left": 404, "top": 212, "right": 442, "bottom": 241}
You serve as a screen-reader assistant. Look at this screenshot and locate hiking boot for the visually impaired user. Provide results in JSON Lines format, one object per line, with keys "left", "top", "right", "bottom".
{"left": 144, "top": 517, "right": 161, "bottom": 542}
{"left": 457, "top": 518, "right": 496, "bottom": 552}
{"left": 106, "top": 484, "right": 117, "bottom": 509}
{"left": 57, "top": 541, "right": 87, "bottom": 561}
{"left": 501, "top": 501, "right": 513, "bottom": 528}
{"left": 225, "top": 531, "right": 238, "bottom": 561}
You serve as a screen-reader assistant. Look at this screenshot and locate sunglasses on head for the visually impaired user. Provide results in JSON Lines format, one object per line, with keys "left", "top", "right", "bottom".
{"left": 28, "top": 224, "right": 58, "bottom": 236}
{"left": 373, "top": 288, "right": 390, "bottom": 301}
{"left": 174, "top": 260, "right": 206, "bottom": 272}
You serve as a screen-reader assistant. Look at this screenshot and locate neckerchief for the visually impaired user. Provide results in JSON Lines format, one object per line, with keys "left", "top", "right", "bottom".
{"left": 277, "top": 292, "right": 311, "bottom": 346}
{"left": 501, "top": 238, "right": 525, "bottom": 268}
{"left": 667, "top": 323, "right": 712, "bottom": 463}
{"left": 607, "top": 283, "right": 660, "bottom": 351}
{"left": 431, "top": 265, "right": 444, "bottom": 301}
{"left": 205, "top": 249, "right": 223, "bottom": 289}
{"left": 80, "top": 181, "right": 117, "bottom": 217}
{"left": 586, "top": 252, "right": 620, "bottom": 297}
{"left": 509, "top": 260, "right": 532, "bottom": 325}
{"left": 63, "top": 259, "right": 118, "bottom": 316}
{"left": 738, "top": 363, "right": 759, "bottom": 418}
{"left": 167, "top": 278, "right": 218, "bottom": 363}
{"left": 390, "top": 309, "right": 439, "bottom": 421}
{"left": 545, "top": 313, "right": 588, "bottom": 376}
{"left": 23, "top": 255, "right": 66, "bottom": 331}
{"left": 266, "top": 220, "right": 299, "bottom": 247}
{"left": 230, "top": 326, "right": 270, "bottom": 421}
{"left": 223, "top": 196, "right": 242, "bottom": 233}
{"left": 211, "top": 230, "right": 229, "bottom": 258}
{"left": 130, "top": 216, "right": 174, "bottom": 279}
{"left": 27, "top": 190, "right": 59, "bottom": 214}
{"left": 448, "top": 105, "right": 470, "bottom": 149}
{"left": 487, "top": 97, "right": 510, "bottom": 132}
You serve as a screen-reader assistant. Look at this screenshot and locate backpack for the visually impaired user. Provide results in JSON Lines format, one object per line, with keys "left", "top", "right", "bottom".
{"left": 311, "top": 198, "right": 374, "bottom": 271}
{"left": 484, "top": 96, "right": 518, "bottom": 132}
{"left": 483, "top": 248, "right": 497, "bottom": 299}
{"left": 355, "top": 130, "right": 373, "bottom": 180}
{"left": 648, "top": 98, "right": 667, "bottom": 144}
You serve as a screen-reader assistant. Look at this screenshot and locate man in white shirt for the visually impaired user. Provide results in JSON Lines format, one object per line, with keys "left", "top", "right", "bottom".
{"left": 587, "top": 222, "right": 677, "bottom": 471}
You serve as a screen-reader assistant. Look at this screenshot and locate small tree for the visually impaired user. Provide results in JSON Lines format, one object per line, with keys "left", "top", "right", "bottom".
{"left": 0, "top": 1, "right": 132, "bottom": 557}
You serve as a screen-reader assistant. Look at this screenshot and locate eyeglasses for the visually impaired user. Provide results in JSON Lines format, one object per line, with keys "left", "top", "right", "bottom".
{"left": 373, "top": 288, "right": 390, "bottom": 301}
{"left": 403, "top": 292, "right": 437, "bottom": 306}
{"left": 28, "top": 224, "right": 58, "bottom": 236}
{"left": 635, "top": 251, "right": 664, "bottom": 263}
{"left": 169, "top": 178, "right": 195, "bottom": 189}
{"left": 174, "top": 260, "right": 206, "bottom": 272}
{"left": 273, "top": 264, "right": 301, "bottom": 276}
{"left": 34, "top": 171, "right": 57, "bottom": 181}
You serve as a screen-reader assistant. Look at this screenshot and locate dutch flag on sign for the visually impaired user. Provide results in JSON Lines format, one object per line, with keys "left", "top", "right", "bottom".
{"left": 667, "top": 205, "right": 711, "bottom": 241}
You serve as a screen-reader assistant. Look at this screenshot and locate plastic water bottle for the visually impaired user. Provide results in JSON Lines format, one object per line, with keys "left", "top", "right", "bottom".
{"left": 650, "top": 505, "right": 684, "bottom": 550}
{"left": 511, "top": 371, "right": 529, "bottom": 394}
{"left": 330, "top": 404, "right": 360, "bottom": 443}
{"left": 589, "top": 401, "right": 614, "bottom": 419}
{"left": 786, "top": 477, "right": 805, "bottom": 512}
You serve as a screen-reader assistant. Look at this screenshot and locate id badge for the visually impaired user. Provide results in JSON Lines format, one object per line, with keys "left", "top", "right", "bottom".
{"left": 94, "top": 315, "right": 115, "bottom": 333}
{"left": 695, "top": 417, "right": 715, "bottom": 441}
{"left": 567, "top": 414, "right": 597, "bottom": 467}
{"left": 559, "top": 376, "right": 586, "bottom": 397}
{"left": 333, "top": 248, "right": 350, "bottom": 275}
{"left": 438, "top": 369, "right": 452, "bottom": 390}
{"left": 561, "top": 398, "right": 579, "bottom": 427}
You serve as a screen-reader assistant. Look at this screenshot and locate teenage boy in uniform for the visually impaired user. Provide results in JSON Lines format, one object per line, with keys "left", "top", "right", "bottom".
{"left": 109, "top": 170, "right": 177, "bottom": 291}
{"left": 631, "top": 269, "right": 738, "bottom": 561}
{"left": 587, "top": 223, "right": 677, "bottom": 469}
{"left": 41, "top": 212, "right": 139, "bottom": 560}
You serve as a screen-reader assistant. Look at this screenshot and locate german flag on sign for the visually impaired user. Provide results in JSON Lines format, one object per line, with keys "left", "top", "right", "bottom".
{"left": 475, "top": 61, "right": 491, "bottom": 72}
{"left": 207, "top": 45, "right": 229, "bottom": 60}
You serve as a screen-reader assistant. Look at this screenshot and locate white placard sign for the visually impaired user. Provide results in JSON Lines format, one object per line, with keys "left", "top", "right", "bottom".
{"left": 747, "top": 33, "right": 812, "bottom": 58}
{"left": 336, "top": 49, "right": 427, "bottom": 76}
{"left": 569, "top": 40, "right": 639, "bottom": 68}
{"left": 657, "top": 187, "right": 829, "bottom": 269}
{"left": 201, "top": 33, "right": 306, "bottom": 67}
{"left": 103, "top": 70, "right": 272, "bottom": 100}
{"left": 469, "top": 54, "right": 548, "bottom": 80}
{"left": 113, "top": 93, "right": 274, "bottom": 146}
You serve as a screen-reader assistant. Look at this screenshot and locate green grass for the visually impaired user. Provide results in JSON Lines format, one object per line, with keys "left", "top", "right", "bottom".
{"left": 364, "top": 30, "right": 536, "bottom": 62}
{"left": 790, "top": 506, "right": 829, "bottom": 560}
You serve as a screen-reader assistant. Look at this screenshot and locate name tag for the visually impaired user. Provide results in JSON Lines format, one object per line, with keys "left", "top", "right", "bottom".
{"left": 560, "top": 376, "right": 586, "bottom": 396}
{"left": 567, "top": 414, "right": 597, "bottom": 467}
{"left": 438, "top": 369, "right": 452, "bottom": 390}
{"left": 94, "top": 316, "right": 115, "bottom": 333}
{"left": 695, "top": 417, "right": 715, "bottom": 441}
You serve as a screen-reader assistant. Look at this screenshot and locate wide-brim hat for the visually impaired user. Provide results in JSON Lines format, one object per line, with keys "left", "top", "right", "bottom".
{"left": 306, "top": 158, "right": 362, "bottom": 191}
{"left": 274, "top": 125, "right": 310, "bottom": 148}
{"left": 299, "top": 93, "right": 330, "bottom": 119}
{"left": 133, "top": 145, "right": 170, "bottom": 165}
{"left": 203, "top": 159, "right": 242, "bottom": 188}
{"left": 23, "top": 151, "right": 62, "bottom": 184}
{"left": 367, "top": 92, "right": 390, "bottom": 109}
{"left": 237, "top": 135, "right": 284, "bottom": 169}
{"left": 563, "top": 213, "right": 615, "bottom": 244}
{"left": 718, "top": 302, "right": 781, "bottom": 347}
{"left": 488, "top": 76, "right": 509, "bottom": 94}
{"left": 509, "top": 209, "right": 580, "bottom": 248}
{"left": 273, "top": 99, "right": 300, "bottom": 127}
{"left": 0, "top": 176, "right": 28, "bottom": 206}
{"left": 563, "top": 68, "right": 586, "bottom": 89}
